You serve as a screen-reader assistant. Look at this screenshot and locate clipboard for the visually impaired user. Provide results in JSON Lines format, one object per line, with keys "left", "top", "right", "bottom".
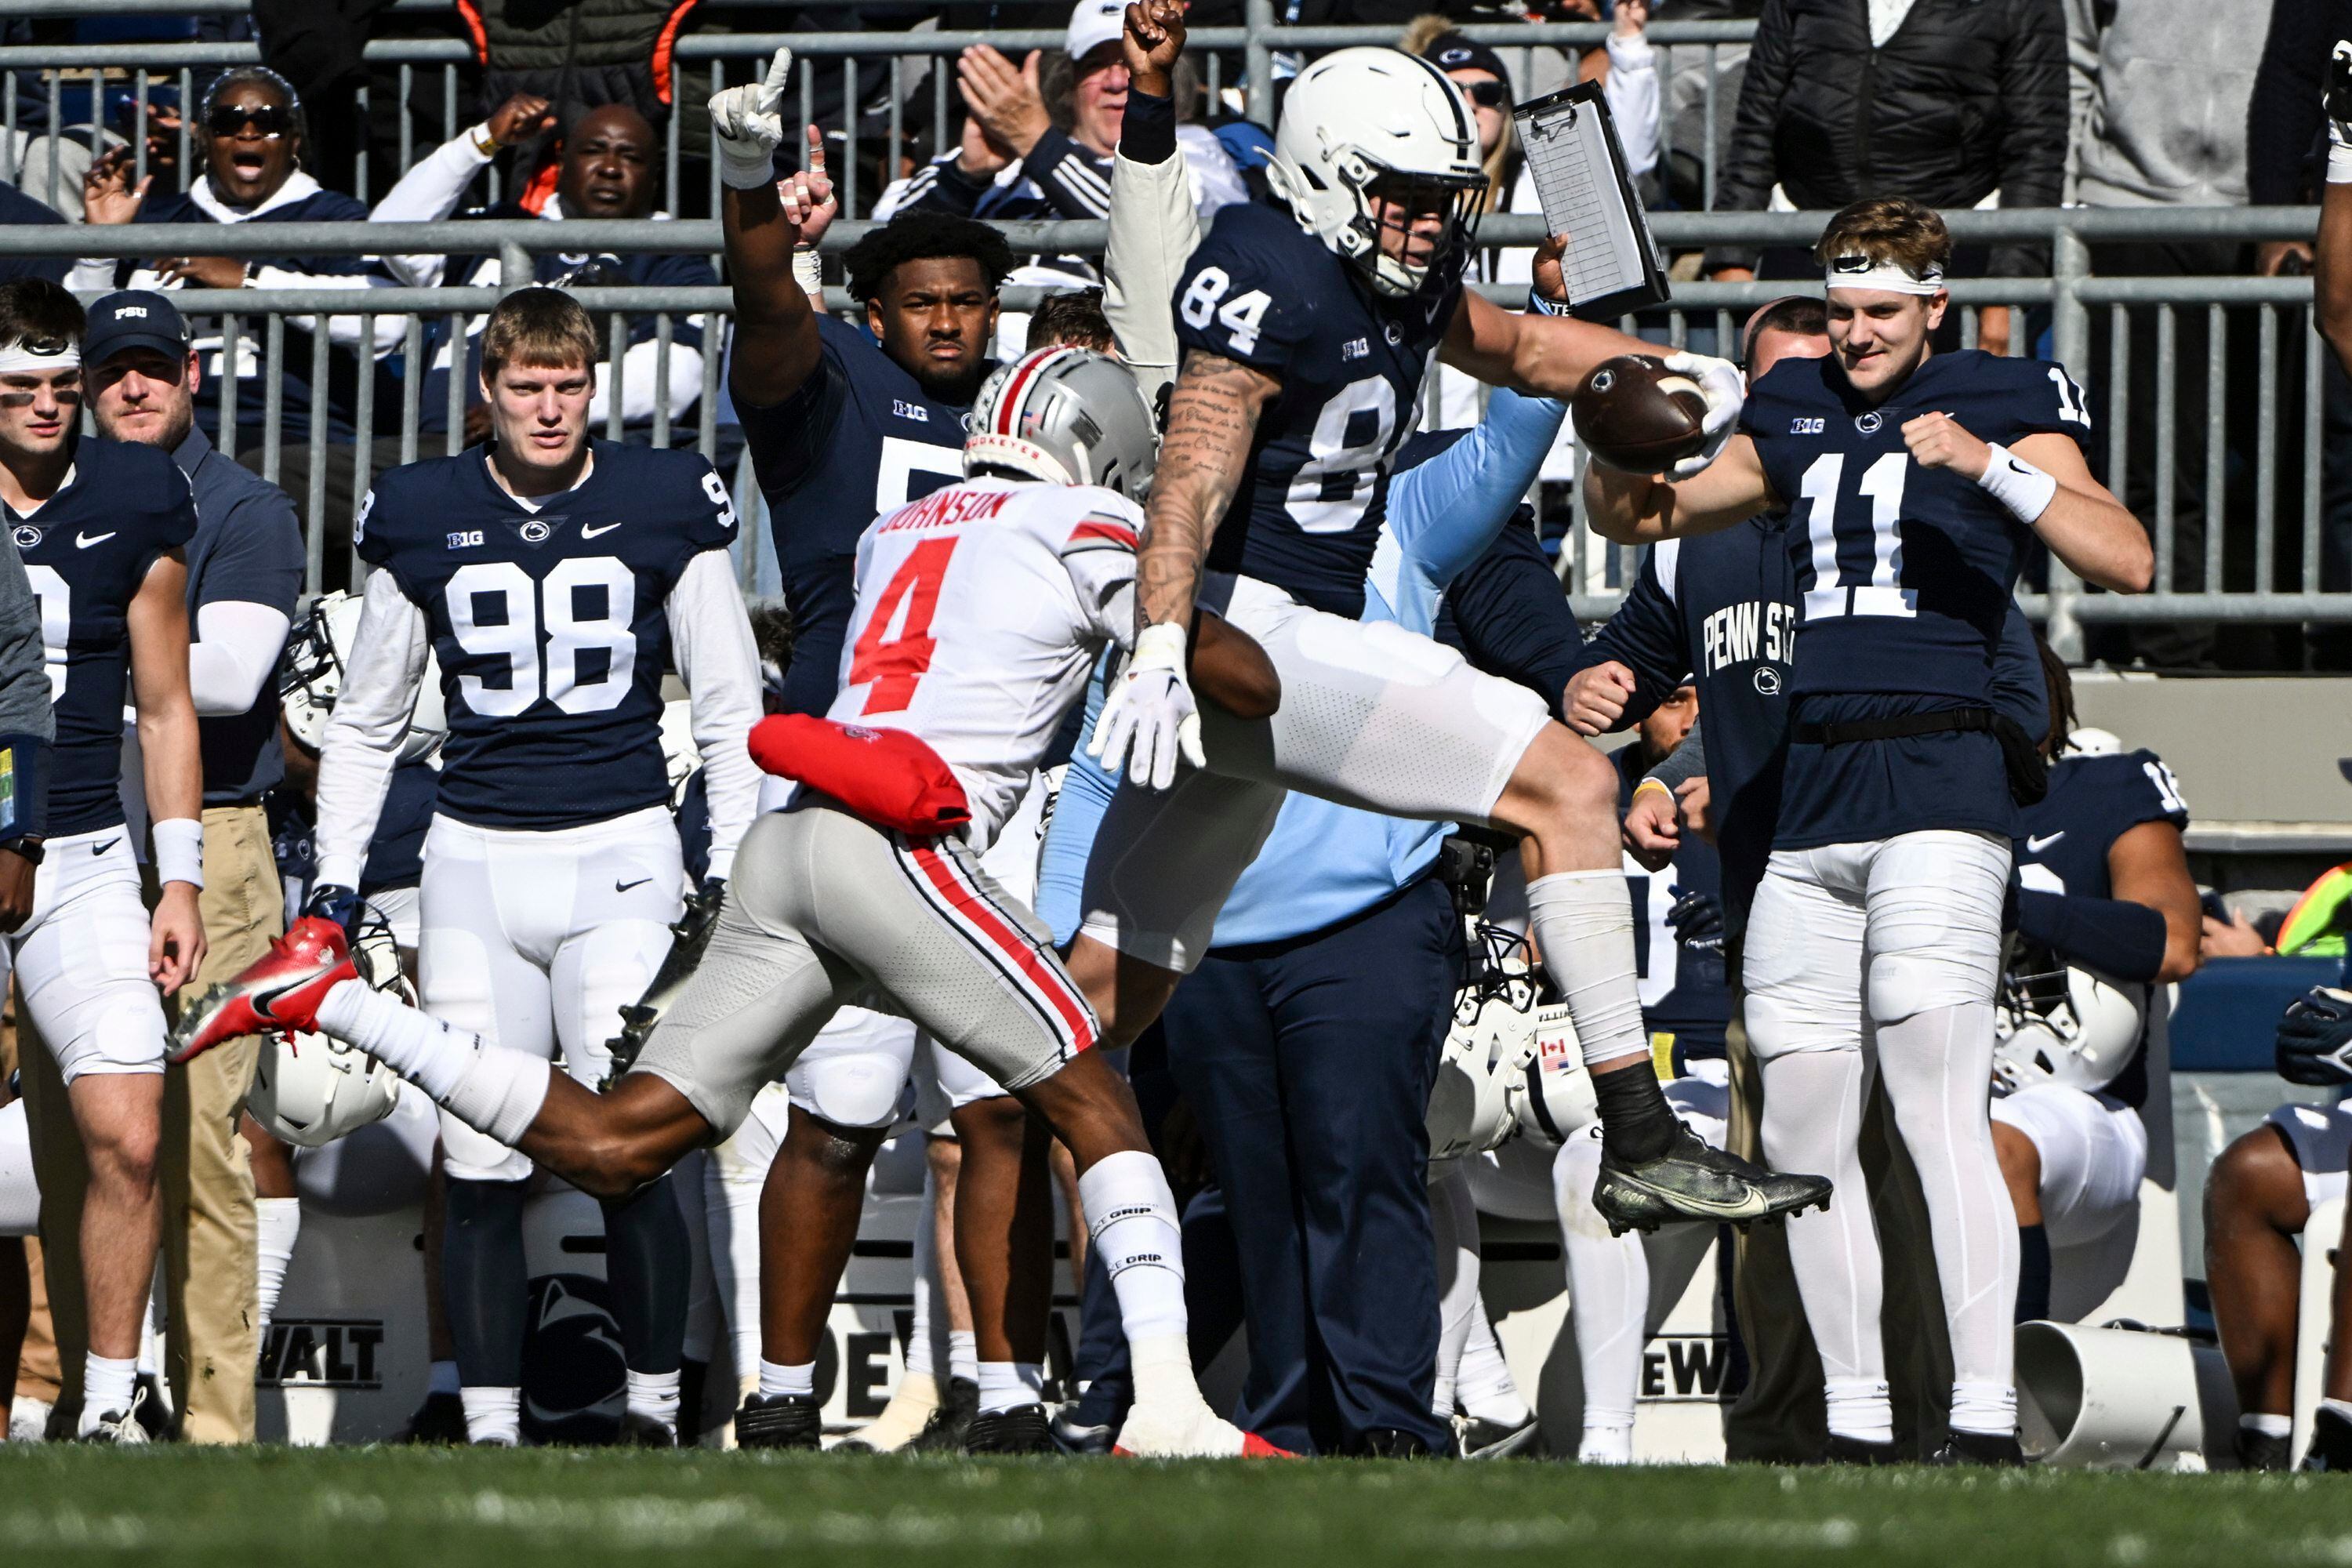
{"left": 1511, "top": 82, "right": 1670, "bottom": 321}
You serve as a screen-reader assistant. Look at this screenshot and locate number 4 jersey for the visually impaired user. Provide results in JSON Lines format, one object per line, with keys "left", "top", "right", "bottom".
{"left": 339, "top": 440, "right": 757, "bottom": 847}
{"left": 823, "top": 477, "right": 1138, "bottom": 850}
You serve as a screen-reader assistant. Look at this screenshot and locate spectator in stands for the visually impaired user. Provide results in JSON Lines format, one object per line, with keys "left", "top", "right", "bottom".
{"left": 371, "top": 96, "right": 719, "bottom": 444}
{"left": 70, "top": 66, "right": 401, "bottom": 561}
{"left": 2071, "top": 0, "right": 2265, "bottom": 673}
{"left": 1701, "top": 0, "right": 2067, "bottom": 356}
{"left": 458, "top": 0, "right": 702, "bottom": 137}
{"left": 0, "top": 180, "right": 67, "bottom": 286}
{"left": 84, "top": 290, "right": 307, "bottom": 1446}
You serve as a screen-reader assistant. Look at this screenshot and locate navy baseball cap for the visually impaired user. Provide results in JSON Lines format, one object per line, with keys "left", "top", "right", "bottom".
{"left": 83, "top": 290, "right": 194, "bottom": 367}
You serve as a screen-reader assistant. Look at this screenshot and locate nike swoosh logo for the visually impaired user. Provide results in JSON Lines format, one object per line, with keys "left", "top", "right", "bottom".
{"left": 2008, "top": 459, "right": 2035, "bottom": 477}
{"left": 615, "top": 877, "right": 652, "bottom": 892}
{"left": 93, "top": 837, "right": 119, "bottom": 855}
{"left": 2027, "top": 831, "right": 2065, "bottom": 852}
{"left": 76, "top": 531, "right": 115, "bottom": 549}
{"left": 252, "top": 976, "right": 310, "bottom": 1023}
{"left": 581, "top": 521, "right": 622, "bottom": 539}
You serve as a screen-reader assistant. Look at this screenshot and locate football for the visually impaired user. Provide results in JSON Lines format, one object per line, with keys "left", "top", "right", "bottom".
{"left": 1573, "top": 354, "right": 1711, "bottom": 474}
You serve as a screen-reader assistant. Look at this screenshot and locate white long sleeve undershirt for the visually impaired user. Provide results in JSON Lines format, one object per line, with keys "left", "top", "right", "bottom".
{"left": 311, "top": 568, "right": 429, "bottom": 891}
{"left": 665, "top": 547, "right": 764, "bottom": 883}
{"left": 188, "top": 600, "right": 293, "bottom": 717}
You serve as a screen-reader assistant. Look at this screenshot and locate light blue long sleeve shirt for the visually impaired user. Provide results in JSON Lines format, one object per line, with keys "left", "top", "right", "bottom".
{"left": 1035, "top": 387, "right": 1566, "bottom": 948}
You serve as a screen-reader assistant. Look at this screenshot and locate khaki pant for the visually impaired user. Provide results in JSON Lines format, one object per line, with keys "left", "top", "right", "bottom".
{"left": 26, "top": 805, "right": 281, "bottom": 1441}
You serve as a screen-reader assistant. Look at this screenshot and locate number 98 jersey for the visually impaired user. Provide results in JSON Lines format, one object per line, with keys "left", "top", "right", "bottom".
{"left": 1740, "top": 348, "right": 2091, "bottom": 705}
{"left": 355, "top": 440, "right": 737, "bottom": 829}
{"left": 1172, "top": 198, "right": 1461, "bottom": 619}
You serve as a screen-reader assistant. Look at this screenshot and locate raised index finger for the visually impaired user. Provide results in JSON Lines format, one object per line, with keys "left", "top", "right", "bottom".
{"left": 804, "top": 122, "right": 826, "bottom": 172}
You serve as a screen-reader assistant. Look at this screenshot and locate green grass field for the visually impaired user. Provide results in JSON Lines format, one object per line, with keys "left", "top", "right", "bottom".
{"left": 2, "top": 1448, "right": 2349, "bottom": 1566}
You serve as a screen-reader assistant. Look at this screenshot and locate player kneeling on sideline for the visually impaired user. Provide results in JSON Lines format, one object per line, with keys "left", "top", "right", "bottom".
{"left": 177, "top": 345, "right": 1289, "bottom": 1457}
{"left": 1991, "top": 641, "right": 2197, "bottom": 1329}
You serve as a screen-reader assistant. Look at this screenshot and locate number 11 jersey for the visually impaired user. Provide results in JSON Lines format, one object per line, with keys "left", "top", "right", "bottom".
{"left": 355, "top": 439, "right": 739, "bottom": 829}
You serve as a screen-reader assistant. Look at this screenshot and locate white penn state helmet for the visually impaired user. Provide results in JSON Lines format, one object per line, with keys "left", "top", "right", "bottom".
{"left": 1993, "top": 946, "right": 2146, "bottom": 1094}
{"left": 1506, "top": 1003, "right": 1595, "bottom": 1145}
{"left": 281, "top": 590, "right": 446, "bottom": 763}
{"left": 1265, "top": 46, "right": 1488, "bottom": 298}
{"left": 965, "top": 345, "right": 1159, "bottom": 499}
{"left": 1427, "top": 991, "right": 1536, "bottom": 1163}
{"left": 245, "top": 909, "right": 408, "bottom": 1148}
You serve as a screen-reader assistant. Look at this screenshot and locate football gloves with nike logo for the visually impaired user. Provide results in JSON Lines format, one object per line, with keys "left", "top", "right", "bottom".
{"left": 2278, "top": 985, "right": 2352, "bottom": 1087}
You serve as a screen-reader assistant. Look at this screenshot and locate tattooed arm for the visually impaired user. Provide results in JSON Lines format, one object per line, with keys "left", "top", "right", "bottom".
{"left": 1136, "top": 347, "right": 1280, "bottom": 634}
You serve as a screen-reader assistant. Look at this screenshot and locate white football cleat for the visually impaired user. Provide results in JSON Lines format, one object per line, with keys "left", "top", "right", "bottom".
{"left": 1112, "top": 1397, "right": 1290, "bottom": 1459}
{"left": 834, "top": 1370, "right": 941, "bottom": 1454}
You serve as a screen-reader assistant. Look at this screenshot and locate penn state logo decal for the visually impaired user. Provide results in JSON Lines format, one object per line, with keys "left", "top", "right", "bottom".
{"left": 520, "top": 520, "right": 553, "bottom": 544}
{"left": 11, "top": 525, "right": 38, "bottom": 550}
{"left": 1754, "top": 666, "right": 1783, "bottom": 696}
{"left": 1854, "top": 412, "right": 1883, "bottom": 435}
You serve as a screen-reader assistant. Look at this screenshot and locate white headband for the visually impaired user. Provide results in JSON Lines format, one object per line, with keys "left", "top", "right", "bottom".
{"left": 0, "top": 340, "right": 79, "bottom": 376}
{"left": 1824, "top": 253, "right": 1945, "bottom": 296}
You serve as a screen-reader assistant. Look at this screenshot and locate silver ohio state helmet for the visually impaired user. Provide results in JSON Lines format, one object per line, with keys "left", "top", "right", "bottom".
{"left": 1265, "top": 46, "right": 1488, "bottom": 298}
{"left": 281, "top": 590, "right": 446, "bottom": 763}
{"left": 965, "top": 345, "right": 1159, "bottom": 499}
{"left": 1993, "top": 944, "right": 2146, "bottom": 1094}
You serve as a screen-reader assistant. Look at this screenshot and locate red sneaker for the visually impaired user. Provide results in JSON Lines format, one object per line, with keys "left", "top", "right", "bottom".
{"left": 169, "top": 916, "right": 356, "bottom": 1064}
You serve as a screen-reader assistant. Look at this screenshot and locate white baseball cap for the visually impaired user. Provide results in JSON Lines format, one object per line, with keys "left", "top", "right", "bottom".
{"left": 1067, "top": 0, "right": 1125, "bottom": 61}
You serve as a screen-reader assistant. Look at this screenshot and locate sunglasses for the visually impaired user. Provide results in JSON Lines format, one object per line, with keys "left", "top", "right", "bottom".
{"left": 208, "top": 103, "right": 292, "bottom": 139}
{"left": 1459, "top": 78, "right": 1508, "bottom": 108}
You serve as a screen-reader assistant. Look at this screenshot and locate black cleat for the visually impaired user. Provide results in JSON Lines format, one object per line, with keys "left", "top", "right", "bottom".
{"left": 1929, "top": 1428, "right": 2025, "bottom": 1467}
{"left": 1457, "top": 1413, "right": 1545, "bottom": 1460}
{"left": 1350, "top": 1427, "right": 1439, "bottom": 1458}
{"left": 602, "top": 882, "right": 725, "bottom": 1083}
{"left": 399, "top": 1390, "right": 470, "bottom": 1445}
{"left": 1593, "top": 1123, "right": 1833, "bottom": 1236}
{"left": 909, "top": 1376, "right": 979, "bottom": 1454}
{"left": 2302, "top": 1406, "right": 2352, "bottom": 1472}
{"left": 620, "top": 1411, "right": 678, "bottom": 1448}
{"left": 964, "top": 1404, "right": 1055, "bottom": 1454}
{"left": 1049, "top": 1404, "right": 1116, "bottom": 1455}
{"left": 1824, "top": 1433, "right": 1901, "bottom": 1466}
{"left": 2238, "top": 1425, "right": 2293, "bottom": 1472}
{"left": 735, "top": 1392, "right": 822, "bottom": 1451}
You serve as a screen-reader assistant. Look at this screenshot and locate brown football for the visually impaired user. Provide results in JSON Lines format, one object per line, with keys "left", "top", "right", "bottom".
{"left": 1573, "top": 354, "right": 1709, "bottom": 474}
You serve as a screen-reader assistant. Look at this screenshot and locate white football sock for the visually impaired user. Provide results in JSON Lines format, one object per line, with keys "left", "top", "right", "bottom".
{"left": 1429, "top": 1164, "right": 1480, "bottom": 1417}
{"left": 978, "top": 1361, "right": 1043, "bottom": 1415}
{"left": 254, "top": 1196, "right": 301, "bottom": 1338}
{"left": 460, "top": 1385, "right": 521, "bottom": 1446}
{"left": 705, "top": 1149, "right": 764, "bottom": 1385}
{"left": 2242, "top": 1412, "right": 2293, "bottom": 1438}
{"left": 2324, "top": 1398, "right": 2352, "bottom": 1422}
{"left": 1875, "top": 1001, "right": 2018, "bottom": 1432}
{"left": 626, "top": 1367, "right": 681, "bottom": 1428}
{"left": 948, "top": 1330, "right": 978, "bottom": 1388}
{"left": 1080, "top": 1149, "right": 1188, "bottom": 1344}
{"left": 906, "top": 1178, "right": 941, "bottom": 1380}
{"left": 758, "top": 1359, "right": 815, "bottom": 1400}
{"left": 1556, "top": 1130, "right": 1646, "bottom": 1439}
{"left": 1579, "top": 1419, "right": 1635, "bottom": 1465}
{"left": 1524, "top": 873, "right": 1650, "bottom": 1070}
{"left": 318, "top": 978, "right": 549, "bottom": 1144}
{"left": 79, "top": 1354, "right": 136, "bottom": 1428}
{"left": 1456, "top": 1311, "right": 1531, "bottom": 1427}
{"left": 1759, "top": 1048, "right": 1886, "bottom": 1438}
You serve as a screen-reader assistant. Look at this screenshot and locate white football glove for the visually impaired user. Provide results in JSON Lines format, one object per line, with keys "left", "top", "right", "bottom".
{"left": 1087, "top": 622, "right": 1206, "bottom": 792}
{"left": 1663, "top": 350, "right": 1744, "bottom": 479}
{"left": 710, "top": 49, "right": 793, "bottom": 191}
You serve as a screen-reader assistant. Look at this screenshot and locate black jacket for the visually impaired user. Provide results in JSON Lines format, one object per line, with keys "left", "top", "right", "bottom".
{"left": 1704, "top": 0, "right": 2068, "bottom": 278}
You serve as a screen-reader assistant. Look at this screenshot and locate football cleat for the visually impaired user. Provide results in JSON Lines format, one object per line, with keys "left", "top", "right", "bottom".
{"left": 1457, "top": 1412, "right": 1544, "bottom": 1461}
{"left": 397, "top": 1390, "right": 469, "bottom": 1445}
{"left": 835, "top": 1370, "right": 941, "bottom": 1454}
{"left": 603, "top": 880, "right": 724, "bottom": 1084}
{"left": 1592, "top": 1123, "right": 1833, "bottom": 1236}
{"left": 2302, "top": 1405, "right": 2352, "bottom": 1472}
{"left": 169, "top": 916, "right": 355, "bottom": 1064}
{"left": 2237, "top": 1425, "right": 2293, "bottom": 1473}
{"left": 1112, "top": 1399, "right": 1292, "bottom": 1459}
{"left": 1928, "top": 1428, "right": 2025, "bottom": 1467}
{"left": 734, "top": 1392, "right": 822, "bottom": 1450}
{"left": 1049, "top": 1404, "right": 1116, "bottom": 1456}
{"left": 1824, "top": 1432, "right": 1901, "bottom": 1465}
{"left": 619, "top": 1411, "right": 678, "bottom": 1448}
{"left": 78, "top": 1387, "right": 149, "bottom": 1445}
{"left": 908, "top": 1375, "right": 979, "bottom": 1454}
{"left": 963, "top": 1404, "right": 1056, "bottom": 1455}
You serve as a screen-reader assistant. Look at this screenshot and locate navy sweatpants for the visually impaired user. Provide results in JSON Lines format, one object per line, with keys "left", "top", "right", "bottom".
{"left": 1160, "top": 874, "right": 1463, "bottom": 1455}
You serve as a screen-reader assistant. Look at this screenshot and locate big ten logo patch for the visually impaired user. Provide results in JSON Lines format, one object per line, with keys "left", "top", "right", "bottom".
{"left": 261, "top": 1318, "right": 388, "bottom": 1389}
{"left": 1640, "top": 1334, "right": 1733, "bottom": 1403}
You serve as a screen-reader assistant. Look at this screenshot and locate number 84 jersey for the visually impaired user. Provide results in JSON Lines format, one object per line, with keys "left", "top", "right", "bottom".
{"left": 1741, "top": 348, "right": 2092, "bottom": 705}
{"left": 354, "top": 440, "right": 739, "bottom": 829}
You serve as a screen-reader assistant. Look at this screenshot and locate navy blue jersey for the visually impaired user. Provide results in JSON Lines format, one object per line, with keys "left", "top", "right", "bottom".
{"left": 354, "top": 441, "right": 735, "bottom": 830}
{"left": 2013, "top": 748, "right": 2190, "bottom": 1110}
{"left": 0, "top": 180, "right": 67, "bottom": 285}
{"left": 1615, "top": 746, "right": 1730, "bottom": 1061}
{"left": 1744, "top": 349, "right": 2088, "bottom": 704}
{"left": 5, "top": 439, "right": 198, "bottom": 837}
{"left": 738, "top": 313, "right": 975, "bottom": 716}
{"left": 418, "top": 223, "right": 717, "bottom": 432}
{"left": 271, "top": 760, "right": 438, "bottom": 902}
{"left": 1174, "top": 198, "right": 1461, "bottom": 617}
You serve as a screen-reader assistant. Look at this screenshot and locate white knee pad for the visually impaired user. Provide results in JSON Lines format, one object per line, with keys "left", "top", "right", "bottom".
{"left": 1863, "top": 832, "right": 2008, "bottom": 1024}
{"left": 1741, "top": 853, "right": 1867, "bottom": 1063}
{"left": 786, "top": 1007, "right": 916, "bottom": 1131}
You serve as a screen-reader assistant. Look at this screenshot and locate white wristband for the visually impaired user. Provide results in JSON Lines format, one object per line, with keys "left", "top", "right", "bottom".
{"left": 1976, "top": 441, "right": 2059, "bottom": 526}
{"left": 793, "top": 245, "right": 822, "bottom": 301}
{"left": 717, "top": 134, "right": 779, "bottom": 191}
{"left": 2331, "top": 140, "right": 2352, "bottom": 185}
{"left": 152, "top": 816, "right": 204, "bottom": 890}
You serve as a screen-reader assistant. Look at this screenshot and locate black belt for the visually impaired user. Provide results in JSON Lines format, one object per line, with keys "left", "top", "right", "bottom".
{"left": 1791, "top": 707, "right": 1994, "bottom": 746}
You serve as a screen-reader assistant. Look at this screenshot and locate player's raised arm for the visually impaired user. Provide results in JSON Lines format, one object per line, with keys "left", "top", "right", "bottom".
{"left": 1582, "top": 434, "right": 1777, "bottom": 545}
{"left": 713, "top": 53, "right": 839, "bottom": 409}
{"left": 1902, "top": 412, "right": 2152, "bottom": 593}
{"left": 1134, "top": 348, "right": 1279, "bottom": 634}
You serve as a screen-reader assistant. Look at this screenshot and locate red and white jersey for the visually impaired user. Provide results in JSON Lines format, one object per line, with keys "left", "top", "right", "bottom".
{"left": 826, "top": 477, "right": 1139, "bottom": 847}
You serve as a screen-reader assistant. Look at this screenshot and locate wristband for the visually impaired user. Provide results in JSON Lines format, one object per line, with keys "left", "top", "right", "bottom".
{"left": 1632, "top": 776, "right": 1674, "bottom": 803}
{"left": 1977, "top": 441, "right": 2059, "bottom": 526}
{"left": 2332, "top": 140, "right": 2352, "bottom": 185}
{"left": 792, "top": 245, "right": 822, "bottom": 301}
{"left": 468, "top": 122, "right": 500, "bottom": 158}
{"left": 717, "top": 134, "right": 779, "bottom": 192}
{"left": 1528, "top": 286, "right": 1571, "bottom": 317}
{"left": 1130, "top": 620, "right": 1189, "bottom": 671}
{"left": 153, "top": 816, "right": 204, "bottom": 890}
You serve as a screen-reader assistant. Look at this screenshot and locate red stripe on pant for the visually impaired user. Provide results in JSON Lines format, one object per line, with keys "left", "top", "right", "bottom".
{"left": 908, "top": 844, "right": 1096, "bottom": 1054}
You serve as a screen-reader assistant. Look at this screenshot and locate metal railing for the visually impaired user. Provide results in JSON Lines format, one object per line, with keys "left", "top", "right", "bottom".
{"left": 0, "top": 5, "right": 1756, "bottom": 217}
{"left": 0, "top": 206, "right": 2337, "bottom": 642}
